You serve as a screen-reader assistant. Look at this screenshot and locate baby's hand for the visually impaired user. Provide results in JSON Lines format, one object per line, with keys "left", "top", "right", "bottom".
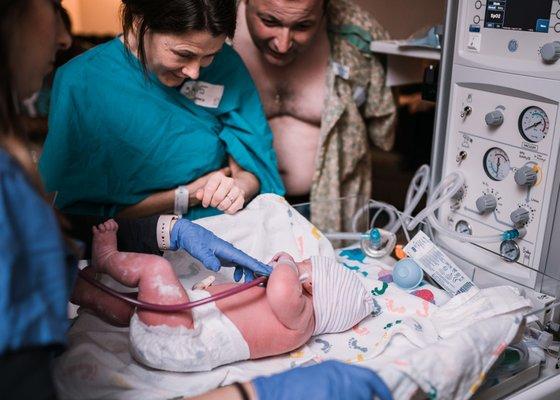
{"left": 268, "top": 252, "right": 296, "bottom": 265}
{"left": 268, "top": 252, "right": 299, "bottom": 274}
{"left": 195, "top": 170, "right": 245, "bottom": 214}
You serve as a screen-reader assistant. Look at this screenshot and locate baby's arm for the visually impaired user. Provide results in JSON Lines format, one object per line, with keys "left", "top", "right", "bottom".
{"left": 266, "top": 263, "right": 314, "bottom": 331}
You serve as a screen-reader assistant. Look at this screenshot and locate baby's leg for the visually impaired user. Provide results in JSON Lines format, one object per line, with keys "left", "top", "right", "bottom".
{"left": 78, "top": 220, "right": 193, "bottom": 328}
{"left": 266, "top": 258, "right": 314, "bottom": 331}
{"left": 70, "top": 266, "right": 135, "bottom": 326}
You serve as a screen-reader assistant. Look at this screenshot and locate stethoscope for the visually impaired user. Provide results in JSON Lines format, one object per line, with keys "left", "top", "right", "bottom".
{"left": 77, "top": 268, "right": 268, "bottom": 312}
{"left": 76, "top": 226, "right": 396, "bottom": 312}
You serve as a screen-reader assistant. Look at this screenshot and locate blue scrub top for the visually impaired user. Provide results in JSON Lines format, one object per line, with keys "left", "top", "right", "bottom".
{"left": 0, "top": 149, "right": 74, "bottom": 354}
{"left": 40, "top": 38, "right": 284, "bottom": 219}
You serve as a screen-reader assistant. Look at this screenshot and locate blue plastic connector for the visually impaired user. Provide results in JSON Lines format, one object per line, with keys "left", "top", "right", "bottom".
{"left": 502, "top": 229, "right": 520, "bottom": 241}
{"left": 368, "top": 228, "right": 383, "bottom": 249}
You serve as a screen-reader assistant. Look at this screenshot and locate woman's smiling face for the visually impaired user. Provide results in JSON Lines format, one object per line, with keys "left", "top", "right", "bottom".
{"left": 142, "top": 30, "right": 226, "bottom": 87}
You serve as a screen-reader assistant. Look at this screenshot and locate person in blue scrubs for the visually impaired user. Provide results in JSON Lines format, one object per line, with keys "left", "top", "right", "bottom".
{"left": 0, "top": 1, "right": 392, "bottom": 399}
{"left": 0, "top": 2, "right": 73, "bottom": 398}
{"left": 39, "top": 0, "right": 284, "bottom": 220}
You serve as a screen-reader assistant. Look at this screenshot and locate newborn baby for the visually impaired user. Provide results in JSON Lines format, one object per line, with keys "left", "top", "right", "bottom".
{"left": 72, "top": 220, "right": 375, "bottom": 372}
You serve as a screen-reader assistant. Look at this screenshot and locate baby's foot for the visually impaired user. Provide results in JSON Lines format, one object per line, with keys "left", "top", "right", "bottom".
{"left": 92, "top": 219, "right": 119, "bottom": 271}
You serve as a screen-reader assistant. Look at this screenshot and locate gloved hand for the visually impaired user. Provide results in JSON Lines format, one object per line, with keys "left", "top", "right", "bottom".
{"left": 252, "top": 360, "right": 393, "bottom": 400}
{"left": 170, "top": 218, "right": 272, "bottom": 282}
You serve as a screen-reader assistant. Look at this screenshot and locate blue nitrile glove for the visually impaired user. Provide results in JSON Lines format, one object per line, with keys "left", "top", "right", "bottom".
{"left": 170, "top": 219, "right": 272, "bottom": 282}
{"left": 252, "top": 360, "right": 393, "bottom": 400}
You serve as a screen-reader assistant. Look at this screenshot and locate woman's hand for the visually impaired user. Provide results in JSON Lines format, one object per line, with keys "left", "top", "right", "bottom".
{"left": 195, "top": 170, "right": 246, "bottom": 215}
{"left": 191, "top": 157, "right": 261, "bottom": 215}
{"left": 186, "top": 167, "right": 230, "bottom": 207}
{"left": 116, "top": 167, "right": 232, "bottom": 218}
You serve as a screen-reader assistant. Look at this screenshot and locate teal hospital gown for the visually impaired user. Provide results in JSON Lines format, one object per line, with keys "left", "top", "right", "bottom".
{"left": 40, "top": 38, "right": 284, "bottom": 219}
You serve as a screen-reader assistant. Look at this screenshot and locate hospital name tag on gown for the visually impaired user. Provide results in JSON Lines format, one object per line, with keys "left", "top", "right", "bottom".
{"left": 180, "top": 81, "right": 224, "bottom": 108}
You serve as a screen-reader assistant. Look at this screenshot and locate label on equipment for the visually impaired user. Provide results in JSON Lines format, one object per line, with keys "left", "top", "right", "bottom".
{"left": 522, "top": 142, "right": 538, "bottom": 151}
{"left": 403, "top": 231, "right": 478, "bottom": 296}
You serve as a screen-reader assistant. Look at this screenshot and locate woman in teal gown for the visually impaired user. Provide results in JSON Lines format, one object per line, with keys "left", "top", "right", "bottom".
{"left": 40, "top": 0, "right": 284, "bottom": 220}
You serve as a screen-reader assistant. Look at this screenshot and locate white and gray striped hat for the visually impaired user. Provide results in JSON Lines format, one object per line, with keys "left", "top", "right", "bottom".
{"left": 310, "top": 256, "right": 374, "bottom": 336}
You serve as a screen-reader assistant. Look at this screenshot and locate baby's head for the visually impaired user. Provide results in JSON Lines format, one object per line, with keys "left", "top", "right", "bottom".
{"left": 270, "top": 252, "right": 374, "bottom": 336}
{"left": 308, "top": 256, "right": 373, "bottom": 335}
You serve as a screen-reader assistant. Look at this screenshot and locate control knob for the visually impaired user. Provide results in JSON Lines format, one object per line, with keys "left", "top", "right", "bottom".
{"left": 514, "top": 166, "right": 538, "bottom": 187}
{"left": 510, "top": 208, "right": 530, "bottom": 225}
{"left": 476, "top": 194, "right": 497, "bottom": 214}
{"left": 485, "top": 110, "right": 504, "bottom": 127}
{"left": 540, "top": 41, "right": 560, "bottom": 63}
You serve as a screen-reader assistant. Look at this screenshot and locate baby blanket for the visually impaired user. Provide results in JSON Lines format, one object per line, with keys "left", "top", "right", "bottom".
{"left": 54, "top": 195, "right": 531, "bottom": 400}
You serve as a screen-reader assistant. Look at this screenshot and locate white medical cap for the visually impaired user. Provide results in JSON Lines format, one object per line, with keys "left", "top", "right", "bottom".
{"left": 311, "top": 256, "right": 373, "bottom": 335}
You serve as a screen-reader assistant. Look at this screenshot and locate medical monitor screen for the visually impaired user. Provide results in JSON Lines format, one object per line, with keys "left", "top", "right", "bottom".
{"left": 485, "top": 0, "right": 553, "bottom": 33}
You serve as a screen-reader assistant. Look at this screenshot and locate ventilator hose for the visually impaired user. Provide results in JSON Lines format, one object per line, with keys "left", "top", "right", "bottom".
{"left": 77, "top": 269, "right": 268, "bottom": 312}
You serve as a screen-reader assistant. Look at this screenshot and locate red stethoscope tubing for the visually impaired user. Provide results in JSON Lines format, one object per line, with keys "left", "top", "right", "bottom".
{"left": 77, "top": 269, "right": 268, "bottom": 312}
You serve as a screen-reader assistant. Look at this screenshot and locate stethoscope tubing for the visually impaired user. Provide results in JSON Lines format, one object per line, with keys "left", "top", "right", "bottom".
{"left": 77, "top": 268, "right": 268, "bottom": 312}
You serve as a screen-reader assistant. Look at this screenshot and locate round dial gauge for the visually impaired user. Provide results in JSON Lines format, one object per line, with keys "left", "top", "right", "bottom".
{"left": 483, "top": 147, "right": 511, "bottom": 181}
{"left": 455, "top": 220, "right": 472, "bottom": 235}
{"left": 519, "top": 106, "right": 549, "bottom": 143}
{"left": 500, "top": 240, "right": 520, "bottom": 263}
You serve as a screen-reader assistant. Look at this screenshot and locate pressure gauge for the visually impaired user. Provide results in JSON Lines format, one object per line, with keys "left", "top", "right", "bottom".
{"left": 483, "top": 147, "right": 511, "bottom": 181}
{"left": 519, "top": 106, "right": 549, "bottom": 143}
{"left": 500, "top": 240, "right": 520, "bottom": 263}
{"left": 455, "top": 220, "right": 472, "bottom": 235}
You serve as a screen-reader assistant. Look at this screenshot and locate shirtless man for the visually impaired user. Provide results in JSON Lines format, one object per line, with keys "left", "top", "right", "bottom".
{"left": 234, "top": 0, "right": 396, "bottom": 230}
{"left": 72, "top": 220, "right": 373, "bottom": 372}
{"left": 234, "top": 0, "right": 329, "bottom": 196}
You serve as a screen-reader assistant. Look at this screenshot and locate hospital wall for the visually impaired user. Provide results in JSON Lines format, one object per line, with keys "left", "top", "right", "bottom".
{"left": 357, "top": 0, "right": 446, "bottom": 39}
{"left": 64, "top": 0, "right": 446, "bottom": 39}
{"left": 63, "top": 0, "right": 121, "bottom": 35}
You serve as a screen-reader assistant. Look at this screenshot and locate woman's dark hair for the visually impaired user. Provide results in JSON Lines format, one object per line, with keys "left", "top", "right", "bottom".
{"left": 122, "top": 0, "right": 237, "bottom": 71}
{"left": 0, "top": 0, "right": 26, "bottom": 136}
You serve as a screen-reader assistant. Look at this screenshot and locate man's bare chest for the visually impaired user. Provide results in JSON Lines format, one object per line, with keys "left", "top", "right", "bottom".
{"left": 261, "top": 68, "right": 327, "bottom": 125}
{"left": 268, "top": 50, "right": 332, "bottom": 124}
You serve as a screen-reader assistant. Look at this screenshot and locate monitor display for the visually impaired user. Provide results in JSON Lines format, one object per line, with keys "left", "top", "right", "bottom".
{"left": 485, "top": 0, "right": 553, "bottom": 33}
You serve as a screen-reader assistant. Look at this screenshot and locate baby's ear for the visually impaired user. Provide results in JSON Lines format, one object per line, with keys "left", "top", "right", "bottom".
{"left": 303, "top": 280, "right": 313, "bottom": 295}
{"left": 268, "top": 252, "right": 297, "bottom": 266}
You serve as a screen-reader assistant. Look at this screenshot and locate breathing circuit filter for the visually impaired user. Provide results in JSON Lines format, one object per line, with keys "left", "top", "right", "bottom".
{"left": 360, "top": 228, "right": 397, "bottom": 258}
{"left": 324, "top": 228, "right": 397, "bottom": 258}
